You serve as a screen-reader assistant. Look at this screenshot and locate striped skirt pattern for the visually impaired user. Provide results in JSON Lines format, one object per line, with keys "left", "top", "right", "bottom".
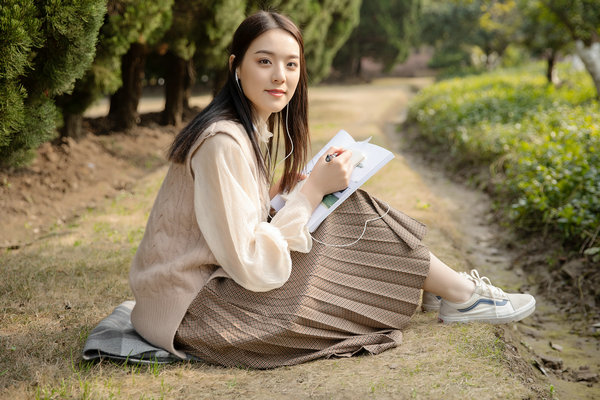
{"left": 174, "top": 190, "right": 430, "bottom": 369}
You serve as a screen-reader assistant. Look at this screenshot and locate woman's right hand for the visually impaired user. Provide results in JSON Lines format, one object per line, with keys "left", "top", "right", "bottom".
{"left": 300, "top": 146, "right": 354, "bottom": 210}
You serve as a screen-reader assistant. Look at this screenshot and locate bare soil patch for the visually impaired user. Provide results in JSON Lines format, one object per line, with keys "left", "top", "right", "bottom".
{"left": 0, "top": 113, "right": 185, "bottom": 248}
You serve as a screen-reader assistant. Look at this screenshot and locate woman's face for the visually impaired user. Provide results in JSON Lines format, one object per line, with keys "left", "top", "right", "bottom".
{"left": 235, "top": 29, "right": 301, "bottom": 123}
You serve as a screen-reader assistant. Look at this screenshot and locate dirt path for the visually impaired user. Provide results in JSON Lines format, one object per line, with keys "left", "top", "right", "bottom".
{"left": 4, "top": 78, "right": 596, "bottom": 399}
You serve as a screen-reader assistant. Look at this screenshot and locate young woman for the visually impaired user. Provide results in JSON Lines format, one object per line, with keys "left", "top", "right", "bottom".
{"left": 129, "top": 11, "right": 535, "bottom": 369}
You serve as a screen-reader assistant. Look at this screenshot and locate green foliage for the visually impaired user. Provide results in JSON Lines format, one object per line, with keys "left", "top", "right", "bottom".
{"left": 32, "top": 0, "right": 106, "bottom": 96}
{"left": 166, "top": 0, "right": 246, "bottom": 67}
{"left": 499, "top": 44, "right": 530, "bottom": 68}
{"left": 476, "top": 0, "right": 522, "bottom": 59}
{"left": 247, "top": 0, "right": 362, "bottom": 83}
{"left": 540, "top": 0, "right": 600, "bottom": 98}
{"left": 0, "top": 0, "right": 42, "bottom": 158}
{"left": 518, "top": 0, "right": 572, "bottom": 58}
{"left": 541, "top": 0, "right": 600, "bottom": 44}
{"left": 197, "top": 0, "right": 246, "bottom": 66}
{"left": 58, "top": 0, "right": 174, "bottom": 116}
{"left": 0, "top": 0, "right": 105, "bottom": 166}
{"left": 167, "top": 0, "right": 362, "bottom": 84}
{"left": 420, "top": 0, "right": 484, "bottom": 69}
{"left": 291, "top": 0, "right": 362, "bottom": 82}
{"left": 421, "top": 0, "right": 573, "bottom": 72}
{"left": 333, "top": 0, "right": 418, "bottom": 76}
{"left": 506, "top": 107, "right": 599, "bottom": 244}
{"left": 0, "top": 0, "right": 41, "bottom": 81}
{"left": 408, "top": 62, "right": 600, "bottom": 249}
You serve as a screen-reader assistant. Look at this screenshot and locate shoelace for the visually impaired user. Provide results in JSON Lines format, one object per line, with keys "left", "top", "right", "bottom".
{"left": 466, "top": 269, "right": 506, "bottom": 318}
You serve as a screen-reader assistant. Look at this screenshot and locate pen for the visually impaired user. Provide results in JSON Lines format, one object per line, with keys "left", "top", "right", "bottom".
{"left": 325, "top": 153, "right": 338, "bottom": 162}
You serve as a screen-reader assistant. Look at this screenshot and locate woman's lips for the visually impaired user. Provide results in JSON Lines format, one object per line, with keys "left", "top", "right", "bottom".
{"left": 266, "top": 89, "right": 285, "bottom": 97}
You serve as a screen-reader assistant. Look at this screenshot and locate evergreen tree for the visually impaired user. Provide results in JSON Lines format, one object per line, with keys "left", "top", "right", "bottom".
{"left": 107, "top": 1, "right": 173, "bottom": 130}
{"left": 0, "top": 0, "right": 105, "bottom": 166}
{"left": 161, "top": 0, "right": 247, "bottom": 126}
{"left": 333, "top": 0, "right": 420, "bottom": 77}
{"left": 58, "top": 0, "right": 173, "bottom": 137}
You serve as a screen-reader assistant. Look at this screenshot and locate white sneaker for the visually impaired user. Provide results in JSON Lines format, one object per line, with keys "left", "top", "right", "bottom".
{"left": 421, "top": 291, "right": 442, "bottom": 312}
{"left": 438, "top": 270, "right": 536, "bottom": 324}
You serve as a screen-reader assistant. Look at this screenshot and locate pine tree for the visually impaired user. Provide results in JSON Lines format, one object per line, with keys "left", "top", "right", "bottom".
{"left": 0, "top": 0, "right": 105, "bottom": 167}
{"left": 161, "top": 0, "right": 246, "bottom": 126}
{"left": 107, "top": 1, "right": 173, "bottom": 130}
{"left": 57, "top": 0, "right": 173, "bottom": 137}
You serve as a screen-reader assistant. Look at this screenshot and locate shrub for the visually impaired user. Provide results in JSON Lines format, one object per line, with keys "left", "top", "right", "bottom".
{"left": 0, "top": 0, "right": 106, "bottom": 167}
{"left": 407, "top": 62, "right": 599, "bottom": 249}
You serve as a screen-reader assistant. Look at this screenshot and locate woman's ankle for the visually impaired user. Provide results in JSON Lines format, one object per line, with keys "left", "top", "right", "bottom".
{"left": 445, "top": 280, "right": 475, "bottom": 304}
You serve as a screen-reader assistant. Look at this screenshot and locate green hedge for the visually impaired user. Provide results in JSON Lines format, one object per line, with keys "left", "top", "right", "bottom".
{"left": 407, "top": 63, "right": 600, "bottom": 250}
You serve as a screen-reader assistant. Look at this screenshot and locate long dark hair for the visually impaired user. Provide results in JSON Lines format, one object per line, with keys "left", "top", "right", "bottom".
{"left": 168, "top": 11, "right": 309, "bottom": 193}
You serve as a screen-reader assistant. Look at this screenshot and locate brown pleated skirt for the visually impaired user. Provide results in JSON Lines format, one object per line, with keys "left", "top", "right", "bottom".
{"left": 174, "top": 190, "right": 430, "bottom": 369}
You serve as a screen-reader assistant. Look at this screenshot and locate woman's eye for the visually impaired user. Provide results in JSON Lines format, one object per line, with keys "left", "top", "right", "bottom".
{"left": 287, "top": 62, "right": 298, "bottom": 68}
{"left": 258, "top": 59, "right": 271, "bottom": 65}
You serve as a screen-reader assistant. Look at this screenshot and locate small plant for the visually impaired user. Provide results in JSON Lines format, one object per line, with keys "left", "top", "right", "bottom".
{"left": 148, "top": 359, "right": 163, "bottom": 377}
{"left": 226, "top": 377, "right": 237, "bottom": 388}
{"left": 369, "top": 379, "right": 385, "bottom": 393}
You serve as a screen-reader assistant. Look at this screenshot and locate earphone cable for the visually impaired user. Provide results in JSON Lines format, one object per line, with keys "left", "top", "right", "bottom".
{"left": 309, "top": 202, "right": 391, "bottom": 247}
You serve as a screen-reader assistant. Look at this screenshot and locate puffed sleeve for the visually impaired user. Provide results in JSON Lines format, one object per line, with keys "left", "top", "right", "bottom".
{"left": 191, "top": 133, "right": 312, "bottom": 292}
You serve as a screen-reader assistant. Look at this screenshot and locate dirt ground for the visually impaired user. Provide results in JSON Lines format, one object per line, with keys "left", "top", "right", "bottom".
{"left": 0, "top": 100, "right": 200, "bottom": 247}
{"left": 1, "top": 78, "right": 598, "bottom": 399}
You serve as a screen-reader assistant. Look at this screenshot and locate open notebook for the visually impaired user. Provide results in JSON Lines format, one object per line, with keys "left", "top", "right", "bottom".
{"left": 271, "top": 130, "right": 394, "bottom": 232}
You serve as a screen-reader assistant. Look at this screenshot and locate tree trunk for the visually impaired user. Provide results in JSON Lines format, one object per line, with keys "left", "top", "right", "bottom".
{"left": 108, "top": 42, "right": 147, "bottom": 130}
{"left": 60, "top": 112, "right": 84, "bottom": 140}
{"left": 546, "top": 51, "right": 556, "bottom": 84}
{"left": 350, "top": 38, "right": 361, "bottom": 78}
{"left": 354, "top": 56, "right": 362, "bottom": 78}
{"left": 183, "top": 59, "right": 196, "bottom": 111}
{"left": 162, "top": 52, "right": 187, "bottom": 126}
{"left": 575, "top": 40, "right": 600, "bottom": 99}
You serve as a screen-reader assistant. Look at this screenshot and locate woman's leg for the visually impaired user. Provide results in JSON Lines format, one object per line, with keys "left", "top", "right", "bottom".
{"left": 422, "top": 252, "right": 474, "bottom": 303}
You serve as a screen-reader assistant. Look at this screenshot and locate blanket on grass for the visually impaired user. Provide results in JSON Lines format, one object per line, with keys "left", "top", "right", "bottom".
{"left": 82, "top": 301, "right": 199, "bottom": 364}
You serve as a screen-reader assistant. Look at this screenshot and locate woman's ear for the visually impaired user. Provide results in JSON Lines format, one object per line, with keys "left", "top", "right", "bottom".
{"left": 229, "top": 54, "right": 235, "bottom": 72}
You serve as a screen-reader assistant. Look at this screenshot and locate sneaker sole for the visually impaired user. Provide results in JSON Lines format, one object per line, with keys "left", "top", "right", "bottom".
{"left": 438, "top": 298, "right": 536, "bottom": 324}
